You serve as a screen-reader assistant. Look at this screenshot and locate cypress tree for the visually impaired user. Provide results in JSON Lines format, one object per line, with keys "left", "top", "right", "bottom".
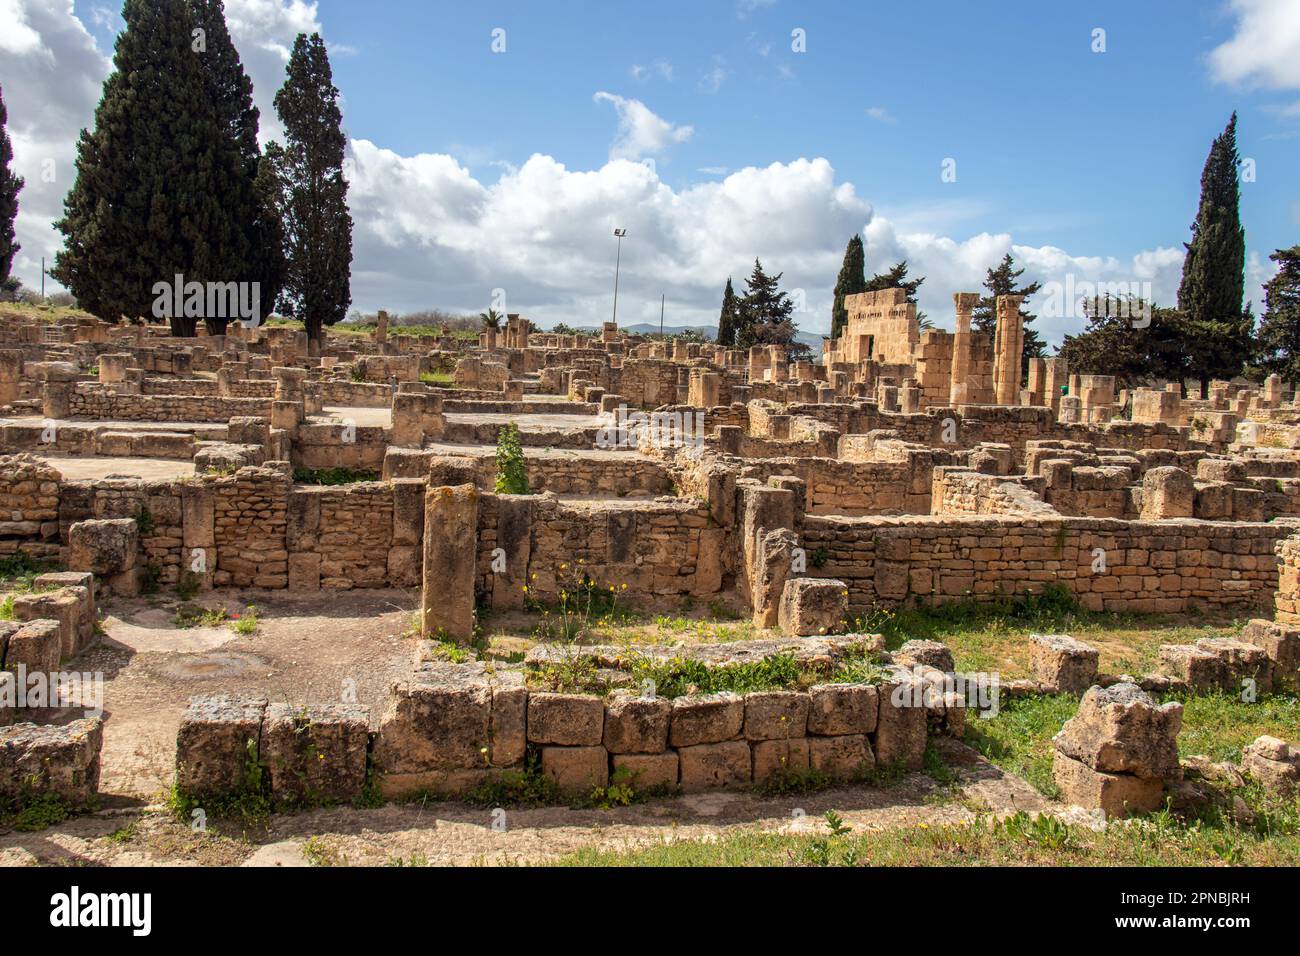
{"left": 190, "top": 0, "right": 279, "bottom": 334}
{"left": 1177, "top": 113, "right": 1249, "bottom": 391}
{"left": 831, "top": 235, "right": 866, "bottom": 340}
{"left": 53, "top": 0, "right": 253, "bottom": 333}
{"left": 717, "top": 277, "right": 738, "bottom": 346}
{"left": 273, "top": 33, "right": 353, "bottom": 351}
{"left": 0, "top": 84, "right": 23, "bottom": 286}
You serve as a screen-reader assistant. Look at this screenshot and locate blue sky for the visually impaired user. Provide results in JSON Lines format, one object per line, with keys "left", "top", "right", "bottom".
{"left": 5, "top": 0, "right": 1298, "bottom": 340}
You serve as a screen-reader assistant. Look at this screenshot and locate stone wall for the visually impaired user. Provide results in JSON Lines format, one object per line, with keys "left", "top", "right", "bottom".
{"left": 799, "top": 514, "right": 1282, "bottom": 615}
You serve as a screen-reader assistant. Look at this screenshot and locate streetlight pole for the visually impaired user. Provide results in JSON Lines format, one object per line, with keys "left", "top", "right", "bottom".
{"left": 612, "top": 228, "right": 627, "bottom": 326}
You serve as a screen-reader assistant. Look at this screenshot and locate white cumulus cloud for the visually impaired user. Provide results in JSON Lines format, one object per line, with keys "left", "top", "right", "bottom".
{"left": 1209, "top": 0, "right": 1300, "bottom": 90}
{"left": 593, "top": 92, "right": 693, "bottom": 161}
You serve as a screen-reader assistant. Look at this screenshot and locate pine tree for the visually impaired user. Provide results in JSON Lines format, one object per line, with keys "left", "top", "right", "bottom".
{"left": 1256, "top": 246, "right": 1300, "bottom": 382}
{"left": 52, "top": 0, "right": 261, "bottom": 333}
{"left": 716, "top": 277, "right": 739, "bottom": 346}
{"left": 864, "top": 260, "right": 924, "bottom": 302}
{"left": 272, "top": 33, "right": 353, "bottom": 350}
{"left": 735, "top": 258, "right": 795, "bottom": 349}
{"left": 1058, "top": 297, "right": 1189, "bottom": 391}
{"left": 971, "top": 253, "right": 1044, "bottom": 379}
{"left": 1177, "top": 113, "right": 1249, "bottom": 391}
{"left": 831, "top": 235, "right": 866, "bottom": 340}
{"left": 0, "top": 84, "right": 24, "bottom": 285}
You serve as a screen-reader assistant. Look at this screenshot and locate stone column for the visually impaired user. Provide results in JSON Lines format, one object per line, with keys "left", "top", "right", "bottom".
{"left": 0, "top": 350, "right": 24, "bottom": 405}
{"left": 375, "top": 310, "right": 389, "bottom": 346}
{"left": 949, "top": 292, "right": 979, "bottom": 405}
{"left": 992, "top": 294, "right": 1024, "bottom": 406}
{"left": 422, "top": 484, "right": 478, "bottom": 642}
{"left": 391, "top": 393, "right": 426, "bottom": 448}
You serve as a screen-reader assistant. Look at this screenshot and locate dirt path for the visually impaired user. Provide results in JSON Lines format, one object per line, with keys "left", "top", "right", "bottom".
{"left": 0, "top": 739, "right": 1054, "bottom": 867}
{"left": 75, "top": 588, "right": 417, "bottom": 800}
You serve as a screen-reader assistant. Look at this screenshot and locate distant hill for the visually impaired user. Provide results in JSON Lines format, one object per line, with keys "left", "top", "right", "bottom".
{"left": 609, "top": 323, "right": 827, "bottom": 353}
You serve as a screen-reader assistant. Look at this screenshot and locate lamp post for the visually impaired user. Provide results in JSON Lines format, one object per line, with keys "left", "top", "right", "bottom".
{"left": 612, "top": 228, "right": 627, "bottom": 326}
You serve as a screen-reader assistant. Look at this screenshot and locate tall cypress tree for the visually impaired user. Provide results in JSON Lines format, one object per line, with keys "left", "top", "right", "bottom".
{"left": 716, "top": 277, "right": 738, "bottom": 346}
{"left": 273, "top": 33, "right": 353, "bottom": 350}
{"left": 0, "top": 84, "right": 23, "bottom": 288}
{"left": 190, "top": 0, "right": 279, "bottom": 334}
{"left": 831, "top": 235, "right": 866, "bottom": 340}
{"left": 1177, "top": 113, "right": 1249, "bottom": 391}
{"left": 971, "top": 252, "right": 1044, "bottom": 379}
{"left": 53, "top": 0, "right": 252, "bottom": 333}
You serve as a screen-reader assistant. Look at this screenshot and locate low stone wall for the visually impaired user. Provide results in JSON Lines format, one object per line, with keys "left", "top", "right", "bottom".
{"left": 382, "top": 448, "right": 673, "bottom": 497}
{"left": 66, "top": 386, "right": 270, "bottom": 422}
{"left": 174, "top": 640, "right": 936, "bottom": 803}
{"left": 800, "top": 514, "right": 1283, "bottom": 615}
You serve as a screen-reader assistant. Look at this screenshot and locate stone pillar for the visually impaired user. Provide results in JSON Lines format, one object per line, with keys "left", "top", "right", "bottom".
{"left": 1265, "top": 373, "right": 1282, "bottom": 406}
{"left": 98, "top": 353, "right": 131, "bottom": 385}
{"left": 0, "top": 350, "right": 23, "bottom": 404}
{"left": 422, "top": 484, "right": 478, "bottom": 642}
{"left": 992, "top": 294, "right": 1024, "bottom": 406}
{"left": 375, "top": 310, "right": 389, "bottom": 346}
{"left": 391, "top": 393, "right": 427, "bottom": 448}
{"left": 1141, "top": 466, "right": 1195, "bottom": 520}
{"left": 949, "top": 292, "right": 979, "bottom": 405}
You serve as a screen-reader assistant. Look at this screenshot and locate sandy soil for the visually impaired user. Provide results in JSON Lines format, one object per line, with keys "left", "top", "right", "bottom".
{"left": 36, "top": 455, "right": 196, "bottom": 481}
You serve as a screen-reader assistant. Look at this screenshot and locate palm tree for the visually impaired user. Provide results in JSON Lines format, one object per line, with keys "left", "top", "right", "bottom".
{"left": 480, "top": 308, "right": 502, "bottom": 330}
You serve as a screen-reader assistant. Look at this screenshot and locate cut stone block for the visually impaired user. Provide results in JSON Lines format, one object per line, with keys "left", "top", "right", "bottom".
{"left": 12, "top": 587, "right": 88, "bottom": 659}
{"left": 0, "top": 717, "right": 103, "bottom": 806}
{"left": 873, "top": 677, "right": 928, "bottom": 771}
{"left": 1028, "top": 633, "right": 1099, "bottom": 694}
{"left": 752, "top": 738, "right": 810, "bottom": 783}
{"left": 1052, "top": 750, "right": 1165, "bottom": 818}
{"left": 1158, "top": 637, "right": 1273, "bottom": 695}
{"left": 778, "top": 577, "right": 848, "bottom": 637}
{"left": 807, "top": 683, "right": 878, "bottom": 736}
{"left": 893, "top": 639, "right": 955, "bottom": 672}
{"left": 613, "top": 751, "right": 679, "bottom": 791}
{"left": 261, "top": 702, "right": 370, "bottom": 804}
{"left": 489, "top": 670, "right": 528, "bottom": 768}
{"left": 33, "top": 572, "right": 95, "bottom": 645}
{"left": 809, "top": 733, "right": 874, "bottom": 779}
{"left": 527, "top": 693, "right": 604, "bottom": 746}
{"left": 4, "top": 619, "right": 61, "bottom": 676}
{"left": 677, "top": 740, "right": 752, "bottom": 791}
{"left": 742, "top": 691, "right": 809, "bottom": 740}
{"left": 669, "top": 692, "right": 744, "bottom": 747}
{"left": 175, "top": 694, "right": 269, "bottom": 796}
{"left": 1053, "top": 683, "right": 1182, "bottom": 779}
{"left": 541, "top": 745, "right": 608, "bottom": 794}
{"left": 68, "top": 518, "right": 138, "bottom": 576}
{"left": 1240, "top": 620, "right": 1299, "bottom": 693}
{"left": 1241, "top": 735, "right": 1299, "bottom": 794}
{"left": 372, "top": 663, "right": 490, "bottom": 781}
{"left": 603, "top": 692, "right": 671, "bottom": 754}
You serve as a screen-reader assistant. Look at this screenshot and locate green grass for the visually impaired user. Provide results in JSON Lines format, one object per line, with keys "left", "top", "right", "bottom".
{"left": 553, "top": 805, "right": 1300, "bottom": 866}
{"left": 419, "top": 371, "right": 455, "bottom": 386}
{"left": 293, "top": 467, "right": 379, "bottom": 486}
{"left": 858, "top": 586, "right": 1248, "bottom": 679}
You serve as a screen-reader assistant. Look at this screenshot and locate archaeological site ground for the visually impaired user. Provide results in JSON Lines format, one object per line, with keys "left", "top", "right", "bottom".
{"left": 0, "top": 0, "right": 1296, "bottom": 933}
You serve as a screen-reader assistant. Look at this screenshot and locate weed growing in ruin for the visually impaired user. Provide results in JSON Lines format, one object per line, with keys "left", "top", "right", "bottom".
{"left": 175, "top": 570, "right": 201, "bottom": 601}
{"left": 754, "top": 764, "right": 831, "bottom": 797}
{"left": 999, "top": 811, "right": 1074, "bottom": 851}
{"left": 168, "top": 738, "right": 271, "bottom": 828}
{"left": 174, "top": 604, "right": 229, "bottom": 629}
{"left": 293, "top": 467, "right": 379, "bottom": 485}
{"left": 231, "top": 606, "right": 259, "bottom": 635}
{"left": 464, "top": 750, "right": 559, "bottom": 807}
{"left": 135, "top": 507, "right": 155, "bottom": 536}
{"left": 587, "top": 766, "right": 637, "bottom": 809}
{"left": 494, "top": 422, "right": 530, "bottom": 495}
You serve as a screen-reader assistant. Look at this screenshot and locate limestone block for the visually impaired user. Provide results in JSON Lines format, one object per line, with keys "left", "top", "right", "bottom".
{"left": 68, "top": 518, "right": 138, "bottom": 576}
{"left": 613, "top": 751, "right": 679, "bottom": 790}
{"left": 669, "top": 692, "right": 744, "bottom": 747}
{"left": 261, "top": 702, "right": 370, "bottom": 804}
{"left": 1052, "top": 683, "right": 1182, "bottom": 779}
{"left": 1140, "top": 466, "right": 1195, "bottom": 520}
{"left": 1240, "top": 735, "right": 1299, "bottom": 794}
{"left": 527, "top": 693, "right": 604, "bottom": 746}
{"left": 777, "top": 577, "right": 848, "bottom": 637}
{"left": 807, "top": 683, "right": 878, "bottom": 736}
{"left": 893, "top": 639, "right": 955, "bottom": 672}
{"left": 0, "top": 718, "right": 102, "bottom": 806}
{"left": 1052, "top": 750, "right": 1165, "bottom": 818}
{"left": 742, "top": 691, "right": 809, "bottom": 740}
{"left": 751, "top": 738, "right": 810, "bottom": 783}
{"left": 677, "top": 740, "right": 752, "bottom": 791}
{"left": 874, "top": 677, "right": 928, "bottom": 771}
{"left": 1028, "top": 633, "right": 1099, "bottom": 694}
{"left": 372, "top": 664, "right": 490, "bottom": 780}
{"left": 541, "top": 745, "right": 608, "bottom": 794}
{"left": 809, "top": 733, "right": 874, "bottom": 779}
{"left": 175, "top": 694, "right": 269, "bottom": 796}
{"left": 602, "top": 692, "right": 671, "bottom": 754}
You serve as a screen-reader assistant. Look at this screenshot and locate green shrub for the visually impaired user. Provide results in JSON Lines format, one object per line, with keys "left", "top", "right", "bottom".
{"left": 494, "top": 423, "right": 530, "bottom": 495}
